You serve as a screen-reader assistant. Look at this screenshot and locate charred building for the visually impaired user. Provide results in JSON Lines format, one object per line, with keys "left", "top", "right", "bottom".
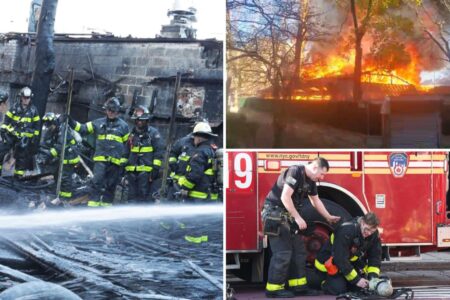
{"left": 0, "top": 32, "right": 223, "bottom": 145}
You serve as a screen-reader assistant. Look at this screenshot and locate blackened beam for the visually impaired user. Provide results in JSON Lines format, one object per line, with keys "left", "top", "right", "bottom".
{"left": 184, "top": 260, "right": 223, "bottom": 290}
{"left": 145, "top": 77, "right": 222, "bottom": 85}
{"left": 1, "top": 32, "right": 223, "bottom": 46}
{"left": 7, "top": 238, "right": 190, "bottom": 300}
{"left": 0, "top": 263, "right": 42, "bottom": 283}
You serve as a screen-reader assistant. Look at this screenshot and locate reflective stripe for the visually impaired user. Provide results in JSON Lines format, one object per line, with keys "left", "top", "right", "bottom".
{"left": 179, "top": 155, "right": 190, "bottom": 161}
{"left": 32, "top": 115, "right": 40, "bottom": 122}
{"left": 50, "top": 148, "right": 58, "bottom": 157}
{"left": 210, "top": 193, "right": 218, "bottom": 200}
{"left": 93, "top": 156, "right": 125, "bottom": 166}
{"left": 178, "top": 176, "right": 195, "bottom": 189}
{"left": 125, "top": 165, "right": 153, "bottom": 172}
{"left": 14, "top": 170, "right": 24, "bottom": 175}
{"left": 186, "top": 165, "right": 191, "bottom": 172}
{"left": 6, "top": 111, "right": 14, "bottom": 119}
{"left": 188, "top": 190, "right": 208, "bottom": 199}
{"left": 33, "top": 130, "right": 39, "bottom": 136}
{"left": 70, "top": 139, "right": 76, "bottom": 145}
{"left": 64, "top": 156, "right": 80, "bottom": 164}
{"left": 288, "top": 277, "right": 307, "bottom": 287}
{"left": 170, "top": 173, "right": 180, "bottom": 179}
{"left": 87, "top": 201, "right": 101, "bottom": 207}
{"left": 367, "top": 266, "right": 380, "bottom": 275}
{"left": 131, "top": 146, "right": 153, "bottom": 153}
{"left": 169, "top": 157, "right": 177, "bottom": 163}
{"left": 59, "top": 191, "right": 72, "bottom": 198}
{"left": 74, "top": 122, "right": 81, "bottom": 131}
{"left": 86, "top": 122, "right": 94, "bottom": 133}
{"left": 122, "top": 133, "right": 130, "bottom": 143}
{"left": 184, "top": 235, "right": 208, "bottom": 243}
{"left": 153, "top": 159, "right": 162, "bottom": 167}
{"left": 20, "top": 132, "right": 34, "bottom": 138}
{"left": 266, "top": 283, "right": 284, "bottom": 292}
{"left": 350, "top": 255, "right": 359, "bottom": 262}
{"left": 98, "top": 134, "right": 123, "bottom": 143}
{"left": 315, "top": 259, "right": 327, "bottom": 272}
{"left": 330, "top": 233, "right": 334, "bottom": 244}
{"left": 344, "top": 269, "right": 358, "bottom": 281}
{"left": 204, "top": 168, "right": 214, "bottom": 175}
{"left": 87, "top": 201, "right": 112, "bottom": 207}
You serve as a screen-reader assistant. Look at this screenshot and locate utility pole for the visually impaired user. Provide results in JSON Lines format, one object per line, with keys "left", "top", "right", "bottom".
{"left": 30, "top": 0, "right": 58, "bottom": 117}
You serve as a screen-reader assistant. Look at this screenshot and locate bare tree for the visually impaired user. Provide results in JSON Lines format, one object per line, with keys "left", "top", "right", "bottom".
{"left": 418, "top": 0, "right": 450, "bottom": 62}
{"left": 227, "top": 0, "right": 330, "bottom": 100}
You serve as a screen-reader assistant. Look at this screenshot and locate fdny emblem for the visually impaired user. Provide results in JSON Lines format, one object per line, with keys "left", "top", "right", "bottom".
{"left": 389, "top": 153, "right": 408, "bottom": 178}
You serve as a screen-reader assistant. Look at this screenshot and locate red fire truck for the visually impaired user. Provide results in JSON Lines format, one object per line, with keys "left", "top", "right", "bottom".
{"left": 226, "top": 151, "right": 450, "bottom": 282}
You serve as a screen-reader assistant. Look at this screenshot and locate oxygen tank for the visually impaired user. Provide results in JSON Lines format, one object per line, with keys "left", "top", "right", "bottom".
{"left": 215, "top": 148, "right": 223, "bottom": 185}
{"left": 369, "top": 277, "right": 394, "bottom": 297}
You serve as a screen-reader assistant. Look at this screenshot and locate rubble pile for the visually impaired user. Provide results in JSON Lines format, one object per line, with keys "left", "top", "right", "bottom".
{"left": 0, "top": 214, "right": 223, "bottom": 299}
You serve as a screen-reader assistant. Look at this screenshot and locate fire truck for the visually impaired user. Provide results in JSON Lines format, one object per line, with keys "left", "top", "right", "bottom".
{"left": 226, "top": 151, "right": 450, "bottom": 282}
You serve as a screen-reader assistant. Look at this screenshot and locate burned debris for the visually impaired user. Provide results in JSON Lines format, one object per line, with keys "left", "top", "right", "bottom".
{"left": 0, "top": 211, "right": 223, "bottom": 299}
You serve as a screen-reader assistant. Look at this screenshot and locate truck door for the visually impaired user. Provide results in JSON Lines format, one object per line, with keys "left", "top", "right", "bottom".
{"left": 226, "top": 152, "right": 259, "bottom": 252}
{"left": 363, "top": 152, "right": 434, "bottom": 245}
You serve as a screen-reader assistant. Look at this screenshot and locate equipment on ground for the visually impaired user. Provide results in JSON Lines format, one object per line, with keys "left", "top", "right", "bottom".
{"left": 369, "top": 277, "right": 393, "bottom": 297}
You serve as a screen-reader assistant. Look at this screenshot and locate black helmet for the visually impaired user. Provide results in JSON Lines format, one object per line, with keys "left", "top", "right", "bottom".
{"left": 103, "top": 97, "right": 121, "bottom": 112}
{"left": 42, "top": 112, "right": 59, "bottom": 126}
{"left": 0, "top": 91, "right": 8, "bottom": 103}
{"left": 131, "top": 105, "right": 150, "bottom": 121}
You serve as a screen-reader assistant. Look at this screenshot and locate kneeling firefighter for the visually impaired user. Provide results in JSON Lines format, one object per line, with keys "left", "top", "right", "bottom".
{"left": 309, "top": 212, "right": 383, "bottom": 295}
{"left": 261, "top": 157, "right": 341, "bottom": 298}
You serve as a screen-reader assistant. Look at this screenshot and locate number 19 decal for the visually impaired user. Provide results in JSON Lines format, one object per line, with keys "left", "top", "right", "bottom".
{"left": 234, "top": 152, "right": 253, "bottom": 190}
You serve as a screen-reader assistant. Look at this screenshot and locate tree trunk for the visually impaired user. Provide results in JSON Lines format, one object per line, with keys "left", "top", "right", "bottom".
{"left": 353, "top": 36, "right": 363, "bottom": 102}
{"left": 289, "top": 0, "right": 306, "bottom": 100}
{"left": 31, "top": 0, "right": 58, "bottom": 117}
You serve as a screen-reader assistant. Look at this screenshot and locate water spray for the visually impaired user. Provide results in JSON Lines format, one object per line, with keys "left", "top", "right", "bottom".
{"left": 0, "top": 204, "right": 222, "bottom": 230}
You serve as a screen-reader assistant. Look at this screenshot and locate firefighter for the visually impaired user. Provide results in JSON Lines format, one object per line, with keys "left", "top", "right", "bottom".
{"left": 262, "top": 157, "right": 341, "bottom": 298}
{"left": 124, "top": 105, "right": 163, "bottom": 203}
{"left": 0, "top": 91, "right": 8, "bottom": 115}
{"left": 38, "top": 112, "right": 80, "bottom": 200}
{"left": 310, "top": 212, "right": 382, "bottom": 295}
{"left": 0, "top": 87, "right": 40, "bottom": 178}
{"left": 169, "top": 133, "right": 195, "bottom": 182}
{"left": 168, "top": 132, "right": 195, "bottom": 200}
{"left": 69, "top": 97, "right": 129, "bottom": 207}
{"left": 177, "top": 122, "right": 218, "bottom": 202}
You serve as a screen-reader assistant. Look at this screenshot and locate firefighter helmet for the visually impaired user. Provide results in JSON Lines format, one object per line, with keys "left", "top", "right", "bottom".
{"left": 131, "top": 105, "right": 151, "bottom": 121}
{"left": 192, "top": 122, "right": 218, "bottom": 137}
{"left": 0, "top": 91, "right": 8, "bottom": 103}
{"left": 103, "top": 97, "right": 121, "bottom": 112}
{"left": 20, "top": 87, "right": 33, "bottom": 98}
{"left": 42, "top": 112, "right": 59, "bottom": 126}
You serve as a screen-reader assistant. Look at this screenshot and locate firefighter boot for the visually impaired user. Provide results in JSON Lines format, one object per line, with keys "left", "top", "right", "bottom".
{"left": 290, "top": 286, "right": 320, "bottom": 296}
{"left": 265, "top": 289, "right": 295, "bottom": 298}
